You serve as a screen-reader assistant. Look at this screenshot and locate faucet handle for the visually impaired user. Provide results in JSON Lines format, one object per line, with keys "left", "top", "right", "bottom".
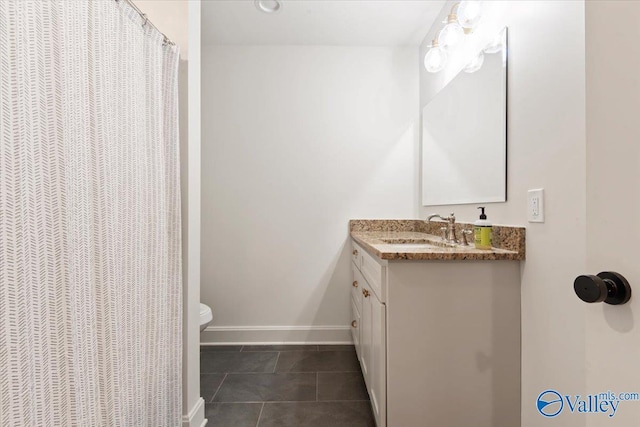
{"left": 440, "top": 226, "right": 448, "bottom": 241}
{"left": 427, "top": 212, "right": 455, "bottom": 223}
{"left": 460, "top": 228, "right": 473, "bottom": 246}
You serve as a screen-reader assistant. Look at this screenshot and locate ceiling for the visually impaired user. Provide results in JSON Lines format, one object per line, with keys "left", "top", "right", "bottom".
{"left": 202, "top": 0, "right": 446, "bottom": 47}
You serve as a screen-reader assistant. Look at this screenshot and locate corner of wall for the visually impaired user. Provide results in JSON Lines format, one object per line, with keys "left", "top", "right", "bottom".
{"left": 183, "top": 0, "right": 203, "bottom": 425}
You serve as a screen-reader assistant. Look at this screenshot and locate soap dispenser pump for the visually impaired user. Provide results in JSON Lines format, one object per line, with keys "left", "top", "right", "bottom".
{"left": 474, "top": 207, "right": 492, "bottom": 250}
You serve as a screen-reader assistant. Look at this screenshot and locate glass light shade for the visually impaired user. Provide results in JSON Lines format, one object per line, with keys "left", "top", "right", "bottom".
{"left": 457, "top": 1, "right": 482, "bottom": 29}
{"left": 438, "top": 21, "right": 464, "bottom": 48}
{"left": 255, "top": 0, "right": 282, "bottom": 13}
{"left": 463, "top": 52, "right": 485, "bottom": 73}
{"left": 424, "top": 46, "right": 448, "bottom": 73}
{"left": 484, "top": 33, "right": 504, "bottom": 54}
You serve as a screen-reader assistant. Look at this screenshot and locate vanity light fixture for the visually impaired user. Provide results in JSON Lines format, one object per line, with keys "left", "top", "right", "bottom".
{"left": 463, "top": 51, "right": 484, "bottom": 73}
{"left": 255, "top": 0, "right": 282, "bottom": 14}
{"left": 438, "top": 4, "right": 465, "bottom": 49}
{"left": 424, "top": 1, "right": 483, "bottom": 73}
{"left": 424, "top": 38, "right": 448, "bottom": 73}
{"left": 483, "top": 32, "right": 504, "bottom": 54}
{"left": 457, "top": 1, "right": 483, "bottom": 30}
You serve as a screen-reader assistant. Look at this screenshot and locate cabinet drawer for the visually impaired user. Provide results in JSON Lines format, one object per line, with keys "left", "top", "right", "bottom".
{"left": 360, "top": 246, "right": 386, "bottom": 303}
{"left": 351, "top": 241, "right": 362, "bottom": 269}
{"left": 351, "top": 296, "right": 360, "bottom": 359}
{"left": 351, "top": 264, "right": 363, "bottom": 314}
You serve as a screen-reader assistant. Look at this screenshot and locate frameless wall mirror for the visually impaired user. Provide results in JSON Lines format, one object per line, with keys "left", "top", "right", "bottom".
{"left": 421, "top": 27, "right": 507, "bottom": 206}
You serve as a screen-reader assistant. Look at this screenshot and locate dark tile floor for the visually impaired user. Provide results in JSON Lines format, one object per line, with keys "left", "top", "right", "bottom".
{"left": 201, "top": 344, "right": 375, "bottom": 427}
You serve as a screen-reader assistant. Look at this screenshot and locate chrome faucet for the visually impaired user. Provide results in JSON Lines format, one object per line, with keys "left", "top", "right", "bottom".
{"left": 426, "top": 212, "right": 458, "bottom": 244}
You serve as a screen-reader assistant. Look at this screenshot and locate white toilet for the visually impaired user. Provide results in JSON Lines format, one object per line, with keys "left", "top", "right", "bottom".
{"left": 199, "top": 303, "right": 212, "bottom": 332}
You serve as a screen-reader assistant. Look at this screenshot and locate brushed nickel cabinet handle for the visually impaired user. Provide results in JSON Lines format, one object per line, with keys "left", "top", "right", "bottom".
{"left": 351, "top": 320, "right": 357, "bottom": 328}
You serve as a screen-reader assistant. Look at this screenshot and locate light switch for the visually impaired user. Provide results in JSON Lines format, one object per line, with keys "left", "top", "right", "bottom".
{"left": 528, "top": 189, "right": 544, "bottom": 223}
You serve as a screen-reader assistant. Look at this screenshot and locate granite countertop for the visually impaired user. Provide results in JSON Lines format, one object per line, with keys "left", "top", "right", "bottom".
{"left": 350, "top": 220, "right": 526, "bottom": 261}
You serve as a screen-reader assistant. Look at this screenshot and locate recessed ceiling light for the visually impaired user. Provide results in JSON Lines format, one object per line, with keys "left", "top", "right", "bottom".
{"left": 255, "top": 0, "right": 282, "bottom": 14}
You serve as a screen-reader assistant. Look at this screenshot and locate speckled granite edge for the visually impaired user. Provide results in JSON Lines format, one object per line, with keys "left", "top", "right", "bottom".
{"left": 349, "top": 219, "right": 424, "bottom": 232}
{"left": 349, "top": 219, "right": 526, "bottom": 261}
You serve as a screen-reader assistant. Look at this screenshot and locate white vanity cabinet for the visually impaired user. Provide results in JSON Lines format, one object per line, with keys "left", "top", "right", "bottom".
{"left": 350, "top": 239, "right": 521, "bottom": 427}
{"left": 351, "top": 242, "right": 386, "bottom": 427}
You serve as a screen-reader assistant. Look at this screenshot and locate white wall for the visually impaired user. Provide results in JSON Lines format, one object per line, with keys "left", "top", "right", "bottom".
{"left": 419, "top": 2, "right": 587, "bottom": 426}
{"left": 586, "top": 2, "right": 640, "bottom": 426}
{"left": 201, "top": 45, "right": 419, "bottom": 343}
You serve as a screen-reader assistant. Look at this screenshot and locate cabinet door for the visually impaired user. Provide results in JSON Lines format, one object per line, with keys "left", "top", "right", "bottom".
{"left": 370, "top": 295, "right": 386, "bottom": 427}
{"left": 351, "top": 265, "right": 363, "bottom": 314}
{"left": 360, "top": 282, "right": 372, "bottom": 388}
{"left": 351, "top": 296, "right": 361, "bottom": 360}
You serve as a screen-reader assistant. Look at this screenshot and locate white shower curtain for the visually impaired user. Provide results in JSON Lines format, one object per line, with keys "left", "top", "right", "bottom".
{"left": 0, "top": 1, "right": 182, "bottom": 425}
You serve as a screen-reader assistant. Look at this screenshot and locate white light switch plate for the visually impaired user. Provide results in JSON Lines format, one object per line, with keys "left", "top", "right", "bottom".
{"left": 528, "top": 189, "right": 544, "bottom": 223}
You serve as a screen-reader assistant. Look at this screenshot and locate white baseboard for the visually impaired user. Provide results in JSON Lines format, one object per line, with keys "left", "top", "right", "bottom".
{"left": 182, "top": 397, "right": 206, "bottom": 427}
{"left": 200, "top": 325, "right": 353, "bottom": 345}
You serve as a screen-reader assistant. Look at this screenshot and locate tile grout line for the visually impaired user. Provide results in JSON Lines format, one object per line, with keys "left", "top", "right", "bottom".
{"left": 255, "top": 402, "right": 265, "bottom": 427}
{"left": 272, "top": 351, "right": 281, "bottom": 373}
{"left": 316, "top": 372, "right": 319, "bottom": 402}
{"left": 210, "top": 373, "right": 228, "bottom": 403}
{"left": 268, "top": 370, "right": 359, "bottom": 374}
{"left": 203, "top": 370, "right": 358, "bottom": 374}
{"left": 211, "top": 399, "right": 371, "bottom": 404}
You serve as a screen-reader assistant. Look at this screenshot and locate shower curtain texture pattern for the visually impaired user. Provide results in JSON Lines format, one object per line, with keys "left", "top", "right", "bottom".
{"left": 0, "top": 1, "right": 182, "bottom": 425}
